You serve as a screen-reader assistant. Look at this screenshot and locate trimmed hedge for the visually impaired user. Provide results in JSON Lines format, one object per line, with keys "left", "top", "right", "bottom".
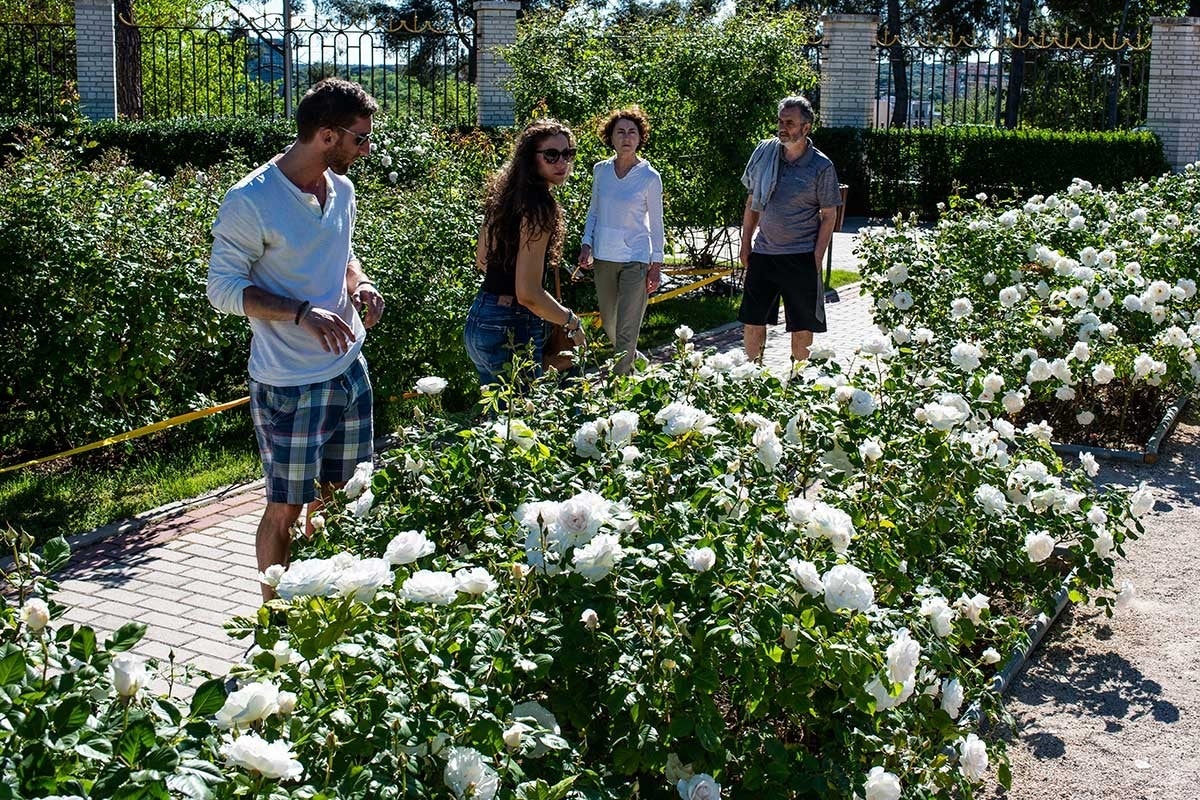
{"left": 813, "top": 126, "right": 1170, "bottom": 217}
{"left": 83, "top": 117, "right": 296, "bottom": 174}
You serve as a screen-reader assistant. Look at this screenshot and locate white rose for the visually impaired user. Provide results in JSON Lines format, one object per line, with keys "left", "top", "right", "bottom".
{"left": 1129, "top": 484, "right": 1155, "bottom": 517}
{"left": 822, "top": 564, "right": 875, "bottom": 613}
{"left": 1091, "top": 362, "right": 1116, "bottom": 384}
{"left": 111, "top": 652, "right": 148, "bottom": 697}
{"left": 920, "top": 595, "right": 956, "bottom": 638}
{"left": 807, "top": 503, "right": 856, "bottom": 554}
{"left": 348, "top": 489, "right": 375, "bottom": 517}
{"left": 334, "top": 557, "right": 392, "bottom": 603}
{"left": 221, "top": 732, "right": 303, "bottom": 780}
{"left": 974, "top": 484, "right": 1007, "bottom": 515}
{"left": 940, "top": 677, "right": 964, "bottom": 718}
{"left": 1076, "top": 410, "right": 1095, "bottom": 426}
{"left": 621, "top": 445, "right": 641, "bottom": 463}
{"left": 891, "top": 290, "right": 914, "bottom": 310}
{"left": 677, "top": 773, "right": 721, "bottom": 800}
{"left": 384, "top": 530, "right": 436, "bottom": 565}
{"left": 1024, "top": 531, "right": 1056, "bottom": 563}
{"left": 574, "top": 421, "right": 604, "bottom": 459}
{"left": 216, "top": 681, "right": 281, "bottom": 729}
{"left": 276, "top": 691, "right": 298, "bottom": 716}
{"left": 685, "top": 546, "right": 717, "bottom": 573}
{"left": 607, "top": 410, "right": 640, "bottom": 448}
{"left": 401, "top": 570, "right": 459, "bottom": 605}
{"left": 572, "top": 533, "right": 625, "bottom": 582}
{"left": 951, "top": 297, "right": 973, "bottom": 318}
{"left": 509, "top": 701, "right": 560, "bottom": 758}
{"left": 387, "top": 171, "right": 399, "bottom": 184}
{"left": 864, "top": 766, "right": 902, "bottom": 800}
{"left": 271, "top": 641, "right": 294, "bottom": 669}
{"left": 958, "top": 733, "right": 989, "bottom": 782}
{"left": 675, "top": 324, "right": 694, "bottom": 342}
{"left": 443, "top": 746, "right": 499, "bottom": 800}
{"left": 502, "top": 723, "right": 529, "bottom": 751}
{"left": 455, "top": 566, "right": 498, "bottom": 596}
{"left": 886, "top": 263, "right": 909, "bottom": 285}
{"left": 848, "top": 389, "right": 877, "bottom": 417}
{"left": 1115, "top": 580, "right": 1136, "bottom": 611}
{"left": 885, "top": 627, "right": 921, "bottom": 685}
{"left": 415, "top": 376, "right": 448, "bottom": 395}
{"left": 492, "top": 418, "right": 537, "bottom": 450}
{"left": 259, "top": 564, "right": 286, "bottom": 588}
{"left": 1001, "top": 391, "right": 1026, "bottom": 415}
{"left": 580, "top": 608, "right": 599, "bottom": 629}
{"left": 342, "top": 460, "right": 373, "bottom": 499}
{"left": 982, "top": 647, "right": 1002, "bottom": 664}
{"left": 950, "top": 341, "right": 982, "bottom": 372}
{"left": 275, "top": 558, "right": 339, "bottom": 600}
{"left": 20, "top": 598, "right": 50, "bottom": 632}
{"left": 787, "top": 557, "right": 824, "bottom": 597}
{"left": 858, "top": 438, "right": 884, "bottom": 463}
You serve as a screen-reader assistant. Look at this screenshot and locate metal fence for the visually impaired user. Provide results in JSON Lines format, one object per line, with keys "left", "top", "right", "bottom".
{"left": 0, "top": 21, "right": 76, "bottom": 117}
{"left": 874, "top": 31, "right": 1151, "bottom": 131}
{"left": 121, "top": 14, "right": 475, "bottom": 124}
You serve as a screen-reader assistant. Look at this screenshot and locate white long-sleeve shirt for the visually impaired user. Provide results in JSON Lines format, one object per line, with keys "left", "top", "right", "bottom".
{"left": 207, "top": 161, "right": 365, "bottom": 387}
{"left": 580, "top": 158, "right": 665, "bottom": 263}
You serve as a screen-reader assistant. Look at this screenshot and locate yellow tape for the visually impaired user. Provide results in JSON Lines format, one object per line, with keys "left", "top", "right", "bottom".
{"left": 648, "top": 270, "right": 733, "bottom": 305}
{"left": 0, "top": 396, "right": 251, "bottom": 476}
{"left": 662, "top": 266, "right": 736, "bottom": 277}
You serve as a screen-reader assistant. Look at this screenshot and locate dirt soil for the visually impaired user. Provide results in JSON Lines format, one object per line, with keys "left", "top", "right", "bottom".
{"left": 986, "top": 416, "right": 1200, "bottom": 799}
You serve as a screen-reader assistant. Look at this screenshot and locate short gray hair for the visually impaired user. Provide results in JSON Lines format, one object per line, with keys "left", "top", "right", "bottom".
{"left": 777, "top": 95, "right": 815, "bottom": 124}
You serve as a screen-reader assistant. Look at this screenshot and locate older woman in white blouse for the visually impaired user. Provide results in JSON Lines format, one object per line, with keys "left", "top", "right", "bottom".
{"left": 577, "top": 106, "right": 665, "bottom": 375}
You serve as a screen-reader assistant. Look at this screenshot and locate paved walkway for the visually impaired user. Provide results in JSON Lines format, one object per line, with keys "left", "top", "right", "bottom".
{"left": 52, "top": 225, "right": 874, "bottom": 679}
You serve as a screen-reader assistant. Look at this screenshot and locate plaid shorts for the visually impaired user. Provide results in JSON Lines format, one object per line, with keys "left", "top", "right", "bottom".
{"left": 249, "top": 354, "right": 374, "bottom": 505}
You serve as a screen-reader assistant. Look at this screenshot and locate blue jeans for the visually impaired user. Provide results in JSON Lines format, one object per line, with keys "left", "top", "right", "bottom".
{"left": 463, "top": 291, "right": 545, "bottom": 386}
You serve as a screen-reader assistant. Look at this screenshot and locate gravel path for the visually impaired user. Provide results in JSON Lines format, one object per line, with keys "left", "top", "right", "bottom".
{"left": 987, "top": 415, "right": 1200, "bottom": 799}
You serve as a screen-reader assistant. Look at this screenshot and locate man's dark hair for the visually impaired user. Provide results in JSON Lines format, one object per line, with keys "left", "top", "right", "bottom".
{"left": 296, "top": 78, "right": 379, "bottom": 142}
{"left": 777, "top": 95, "right": 815, "bottom": 124}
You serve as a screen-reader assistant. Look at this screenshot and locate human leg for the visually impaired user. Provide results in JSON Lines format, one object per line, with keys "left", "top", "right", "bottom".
{"left": 613, "top": 261, "right": 649, "bottom": 374}
{"left": 738, "top": 252, "right": 782, "bottom": 363}
{"left": 790, "top": 330, "right": 814, "bottom": 361}
{"left": 592, "top": 259, "right": 621, "bottom": 345}
{"left": 257, "top": 502, "right": 302, "bottom": 601}
{"left": 312, "top": 355, "right": 374, "bottom": 534}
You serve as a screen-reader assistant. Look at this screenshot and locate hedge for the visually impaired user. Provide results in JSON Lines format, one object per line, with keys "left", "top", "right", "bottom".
{"left": 813, "top": 126, "right": 1170, "bottom": 217}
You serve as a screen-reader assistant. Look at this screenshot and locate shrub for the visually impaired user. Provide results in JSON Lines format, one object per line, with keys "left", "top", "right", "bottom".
{"left": 505, "top": 9, "right": 819, "bottom": 265}
{"left": 82, "top": 117, "right": 295, "bottom": 175}
{"left": 218, "top": 340, "right": 1144, "bottom": 799}
{"left": 813, "top": 126, "right": 1169, "bottom": 218}
{"left": 857, "top": 163, "right": 1200, "bottom": 447}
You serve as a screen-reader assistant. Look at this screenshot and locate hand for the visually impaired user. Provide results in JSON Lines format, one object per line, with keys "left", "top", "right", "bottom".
{"left": 577, "top": 245, "right": 593, "bottom": 273}
{"left": 568, "top": 325, "right": 586, "bottom": 347}
{"left": 300, "top": 306, "right": 357, "bottom": 354}
{"left": 739, "top": 243, "right": 751, "bottom": 270}
{"left": 353, "top": 284, "right": 385, "bottom": 328}
{"left": 647, "top": 262, "right": 663, "bottom": 294}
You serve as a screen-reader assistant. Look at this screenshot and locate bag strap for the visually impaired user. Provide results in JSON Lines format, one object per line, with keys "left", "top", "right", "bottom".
{"left": 550, "top": 263, "right": 563, "bottom": 302}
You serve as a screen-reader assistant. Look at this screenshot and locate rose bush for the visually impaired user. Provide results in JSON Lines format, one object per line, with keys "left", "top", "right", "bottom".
{"left": 857, "top": 162, "right": 1200, "bottom": 447}
{"left": 208, "top": 329, "right": 1146, "bottom": 799}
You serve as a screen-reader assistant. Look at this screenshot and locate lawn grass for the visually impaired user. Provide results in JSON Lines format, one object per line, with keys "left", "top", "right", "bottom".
{"left": 3, "top": 268, "right": 861, "bottom": 547}
{"left": 0, "top": 415, "right": 261, "bottom": 547}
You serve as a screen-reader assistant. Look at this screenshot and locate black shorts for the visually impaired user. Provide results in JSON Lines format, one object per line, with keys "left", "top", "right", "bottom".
{"left": 737, "top": 251, "right": 827, "bottom": 333}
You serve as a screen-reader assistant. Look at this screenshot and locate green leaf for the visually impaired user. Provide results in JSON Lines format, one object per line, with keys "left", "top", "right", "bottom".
{"left": 52, "top": 696, "right": 91, "bottom": 734}
{"left": 189, "top": 678, "right": 227, "bottom": 718}
{"left": 69, "top": 627, "right": 97, "bottom": 662}
{"left": 106, "top": 622, "right": 148, "bottom": 652}
{"left": 1068, "top": 589, "right": 1085, "bottom": 603}
{"left": 998, "top": 760, "right": 1013, "bottom": 789}
{"left": 0, "top": 651, "right": 26, "bottom": 685}
{"left": 116, "top": 718, "right": 159, "bottom": 766}
{"left": 41, "top": 535, "right": 71, "bottom": 574}
{"left": 76, "top": 740, "right": 114, "bottom": 761}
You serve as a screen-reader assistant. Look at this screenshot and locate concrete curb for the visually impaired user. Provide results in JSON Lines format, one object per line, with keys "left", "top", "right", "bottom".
{"left": 1052, "top": 394, "right": 1190, "bottom": 466}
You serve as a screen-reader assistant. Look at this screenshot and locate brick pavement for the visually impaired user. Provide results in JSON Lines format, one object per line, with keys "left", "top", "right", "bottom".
{"left": 52, "top": 225, "right": 876, "bottom": 682}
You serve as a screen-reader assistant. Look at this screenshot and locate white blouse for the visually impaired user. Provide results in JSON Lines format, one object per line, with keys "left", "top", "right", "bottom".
{"left": 580, "top": 158, "right": 665, "bottom": 263}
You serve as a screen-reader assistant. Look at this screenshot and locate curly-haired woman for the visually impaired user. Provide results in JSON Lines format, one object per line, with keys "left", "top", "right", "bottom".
{"left": 464, "top": 119, "right": 586, "bottom": 386}
{"left": 576, "top": 106, "right": 665, "bottom": 375}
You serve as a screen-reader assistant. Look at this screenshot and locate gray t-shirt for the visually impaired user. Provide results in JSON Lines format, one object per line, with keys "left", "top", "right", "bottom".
{"left": 752, "top": 144, "right": 841, "bottom": 255}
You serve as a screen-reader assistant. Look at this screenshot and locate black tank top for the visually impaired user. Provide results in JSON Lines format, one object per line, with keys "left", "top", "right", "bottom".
{"left": 481, "top": 258, "right": 516, "bottom": 296}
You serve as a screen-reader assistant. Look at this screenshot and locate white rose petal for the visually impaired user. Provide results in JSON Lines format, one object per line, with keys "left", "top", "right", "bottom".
{"left": 401, "top": 570, "right": 460, "bottom": 605}
{"left": 111, "top": 653, "right": 148, "bottom": 697}
{"left": 685, "top": 546, "right": 717, "bottom": 573}
{"left": 221, "top": 732, "right": 304, "bottom": 781}
{"left": 444, "top": 747, "right": 499, "bottom": 800}
{"left": 20, "top": 598, "right": 50, "bottom": 632}
{"left": 1025, "top": 531, "right": 1056, "bottom": 563}
{"left": 678, "top": 773, "right": 721, "bottom": 800}
{"left": 215, "top": 681, "right": 281, "bottom": 729}
{"left": 822, "top": 564, "right": 875, "bottom": 613}
{"left": 384, "top": 530, "right": 436, "bottom": 565}
{"left": 415, "top": 376, "right": 448, "bottom": 395}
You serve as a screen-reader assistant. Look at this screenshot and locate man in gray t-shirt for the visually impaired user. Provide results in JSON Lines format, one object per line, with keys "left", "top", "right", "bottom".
{"left": 738, "top": 95, "right": 842, "bottom": 362}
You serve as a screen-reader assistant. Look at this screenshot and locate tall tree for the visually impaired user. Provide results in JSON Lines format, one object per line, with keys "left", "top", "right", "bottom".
{"left": 115, "top": 0, "right": 143, "bottom": 118}
{"left": 1003, "top": 0, "right": 1032, "bottom": 128}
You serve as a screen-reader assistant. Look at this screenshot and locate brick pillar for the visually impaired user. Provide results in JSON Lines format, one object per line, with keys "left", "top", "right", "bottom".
{"left": 74, "top": 0, "right": 117, "bottom": 120}
{"left": 819, "top": 14, "right": 879, "bottom": 128}
{"left": 1146, "top": 17, "right": 1200, "bottom": 171}
{"left": 475, "top": 0, "right": 519, "bottom": 128}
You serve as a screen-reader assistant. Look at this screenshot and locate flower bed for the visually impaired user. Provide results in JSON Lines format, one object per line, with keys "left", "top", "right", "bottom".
{"left": 856, "top": 163, "right": 1200, "bottom": 450}
{"left": 7, "top": 333, "right": 1151, "bottom": 799}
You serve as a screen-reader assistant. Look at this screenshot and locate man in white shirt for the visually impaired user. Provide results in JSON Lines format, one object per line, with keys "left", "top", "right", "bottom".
{"left": 207, "top": 78, "right": 385, "bottom": 600}
{"left": 738, "top": 95, "right": 842, "bottom": 363}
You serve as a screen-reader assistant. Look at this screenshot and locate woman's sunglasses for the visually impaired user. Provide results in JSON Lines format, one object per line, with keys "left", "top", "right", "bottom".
{"left": 537, "top": 147, "right": 577, "bottom": 164}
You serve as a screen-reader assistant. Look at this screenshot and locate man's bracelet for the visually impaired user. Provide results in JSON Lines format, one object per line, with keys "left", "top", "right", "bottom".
{"left": 294, "top": 300, "right": 311, "bottom": 325}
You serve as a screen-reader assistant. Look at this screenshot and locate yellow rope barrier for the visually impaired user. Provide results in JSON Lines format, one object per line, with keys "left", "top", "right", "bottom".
{"left": 649, "top": 270, "right": 733, "bottom": 305}
{"left": 0, "top": 397, "right": 251, "bottom": 476}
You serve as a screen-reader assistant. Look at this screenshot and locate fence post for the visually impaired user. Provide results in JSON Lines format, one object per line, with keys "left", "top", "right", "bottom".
{"left": 73, "top": 0, "right": 117, "bottom": 121}
{"left": 1146, "top": 17, "right": 1200, "bottom": 171}
{"left": 475, "top": 0, "right": 519, "bottom": 128}
{"left": 819, "top": 14, "right": 879, "bottom": 128}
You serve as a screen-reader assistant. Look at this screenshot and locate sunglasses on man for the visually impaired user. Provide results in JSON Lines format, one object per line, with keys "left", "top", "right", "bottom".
{"left": 337, "top": 126, "right": 372, "bottom": 147}
{"left": 537, "top": 147, "right": 577, "bottom": 164}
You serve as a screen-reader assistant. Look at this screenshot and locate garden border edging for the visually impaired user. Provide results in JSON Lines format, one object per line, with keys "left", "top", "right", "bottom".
{"left": 1051, "top": 394, "right": 1189, "bottom": 466}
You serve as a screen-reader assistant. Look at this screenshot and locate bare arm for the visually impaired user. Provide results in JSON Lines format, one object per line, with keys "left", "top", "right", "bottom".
{"left": 241, "top": 286, "right": 358, "bottom": 355}
{"left": 476, "top": 223, "right": 489, "bottom": 273}
{"left": 739, "top": 195, "right": 761, "bottom": 269}
{"left": 345, "top": 257, "right": 384, "bottom": 328}
{"left": 514, "top": 227, "right": 585, "bottom": 346}
{"left": 813, "top": 207, "right": 838, "bottom": 268}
